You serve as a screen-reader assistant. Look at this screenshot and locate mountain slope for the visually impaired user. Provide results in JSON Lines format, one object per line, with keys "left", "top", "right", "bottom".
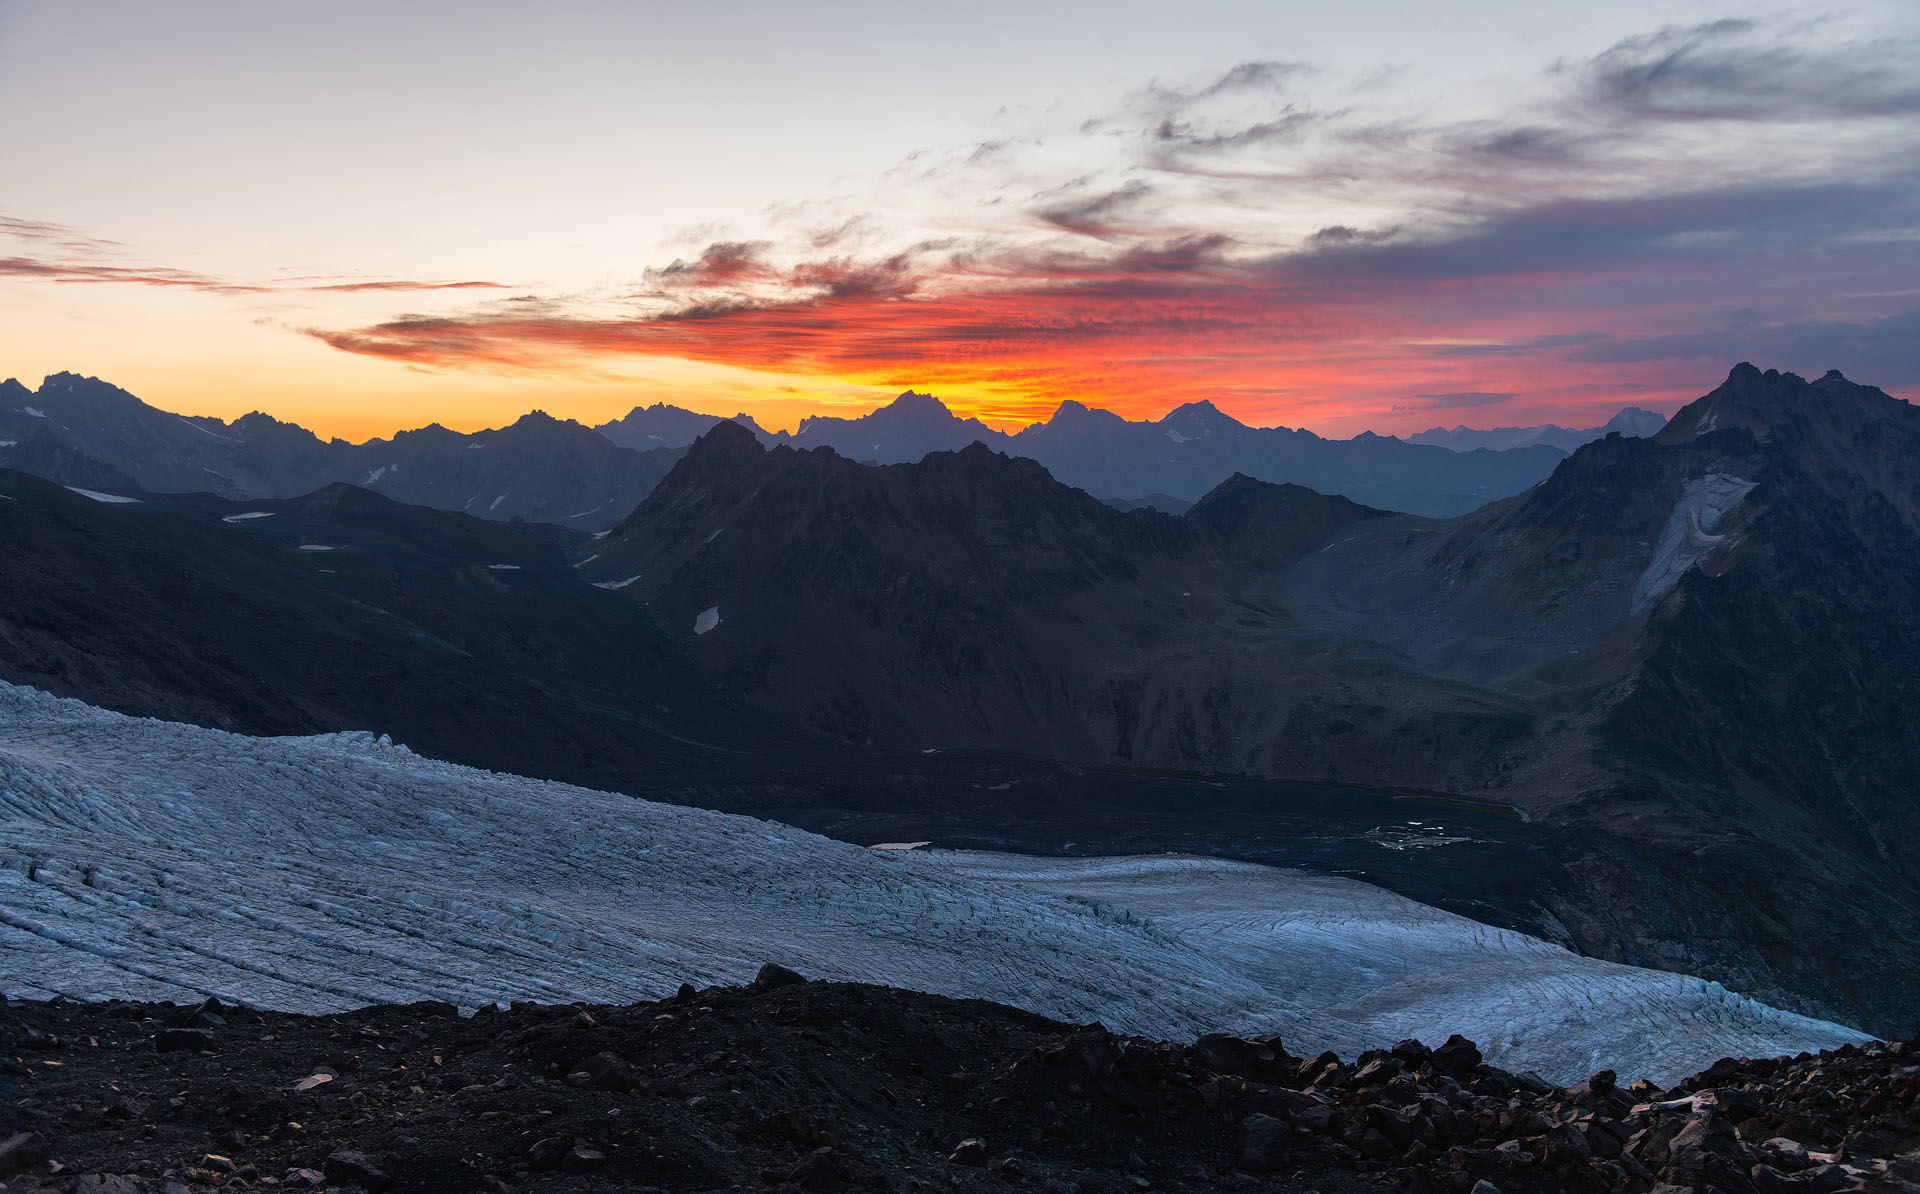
{"left": 0, "top": 468, "right": 803, "bottom": 787}
{"left": 583, "top": 423, "right": 1392, "bottom": 754}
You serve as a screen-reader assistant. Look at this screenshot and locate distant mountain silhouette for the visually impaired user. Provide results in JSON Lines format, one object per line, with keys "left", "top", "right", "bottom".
{"left": 589, "top": 390, "right": 1571, "bottom": 515}
{"left": 0, "top": 373, "right": 682, "bottom": 530}
{"left": 596, "top": 403, "right": 776, "bottom": 451}
{"left": 1408, "top": 407, "right": 1669, "bottom": 452}
{"left": 6, "top": 373, "right": 1581, "bottom": 524}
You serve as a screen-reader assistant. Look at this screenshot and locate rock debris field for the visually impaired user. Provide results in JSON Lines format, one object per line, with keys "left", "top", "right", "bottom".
{"left": 0, "top": 680, "right": 1865, "bottom": 1089}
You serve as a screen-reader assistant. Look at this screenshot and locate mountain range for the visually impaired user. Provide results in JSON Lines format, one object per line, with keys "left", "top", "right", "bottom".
{"left": 1, "top": 363, "right": 1913, "bottom": 1048}
{"left": 599, "top": 389, "right": 1602, "bottom": 515}
{"left": 2, "top": 373, "right": 1650, "bottom": 524}
{"left": 0, "top": 374, "right": 681, "bottom": 531}
{"left": 1409, "top": 407, "right": 1670, "bottom": 452}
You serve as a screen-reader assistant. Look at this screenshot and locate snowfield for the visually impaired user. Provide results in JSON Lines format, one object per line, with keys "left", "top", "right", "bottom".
{"left": 0, "top": 681, "right": 1865, "bottom": 1084}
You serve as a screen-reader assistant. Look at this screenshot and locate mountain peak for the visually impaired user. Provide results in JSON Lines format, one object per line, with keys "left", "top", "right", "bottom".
{"left": 1654, "top": 363, "right": 1914, "bottom": 463}
{"left": 685, "top": 415, "right": 766, "bottom": 460}
{"left": 1045, "top": 399, "right": 1092, "bottom": 422}
{"left": 1160, "top": 399, "right": 1244, "bottom": 435}
{"left": 883, "top": 390, "right": 952, "bottom": 415}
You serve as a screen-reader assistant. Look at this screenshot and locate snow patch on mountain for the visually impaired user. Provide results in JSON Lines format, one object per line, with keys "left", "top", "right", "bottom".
{"left": 1631, "top": 473, "right": 1758, "bottom": 617}
{"left": 63, "top": 487, "right": 139, "bottom": 504}
{"left": 0, "top": 681, "right": 1866, "bottom": 1084}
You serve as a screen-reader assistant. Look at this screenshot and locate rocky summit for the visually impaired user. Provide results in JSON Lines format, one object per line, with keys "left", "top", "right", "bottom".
{"left": 4, "top": 976, "right": 1918, "bottom": 1194}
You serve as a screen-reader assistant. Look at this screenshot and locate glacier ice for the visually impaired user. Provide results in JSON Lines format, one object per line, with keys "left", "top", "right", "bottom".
{"left": 0, "top": 680, "right": 1865, "bottom": 1085}
{"left": 1632, "top": 473, "right": 1758, "bottom": 617}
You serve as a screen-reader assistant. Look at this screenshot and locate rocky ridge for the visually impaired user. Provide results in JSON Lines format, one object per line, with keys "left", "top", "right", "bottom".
{"left": 3, "top": 975, "right": 1916, "bottom": 1194}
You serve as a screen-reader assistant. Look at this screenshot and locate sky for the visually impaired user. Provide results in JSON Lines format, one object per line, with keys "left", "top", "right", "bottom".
{"left": 2, "top": 0, "right": 1916, "bottom": 441}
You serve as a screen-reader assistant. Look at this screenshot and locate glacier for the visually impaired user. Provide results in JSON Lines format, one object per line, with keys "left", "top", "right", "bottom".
{"left": 0, "top": 680, "right": 1864, "bottom": 1085}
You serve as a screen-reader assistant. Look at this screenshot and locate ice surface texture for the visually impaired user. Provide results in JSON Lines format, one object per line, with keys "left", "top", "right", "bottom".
{"left": 0, "top": 681, "right": 1863, "bottom": 1084}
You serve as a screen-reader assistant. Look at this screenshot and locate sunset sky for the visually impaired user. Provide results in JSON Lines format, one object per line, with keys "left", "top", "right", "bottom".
{"left": 3, "top": 0, "right": 1916, "bottom": 441}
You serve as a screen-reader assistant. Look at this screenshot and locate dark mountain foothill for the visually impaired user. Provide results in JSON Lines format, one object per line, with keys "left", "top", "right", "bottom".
{"left": 0, "top": 469, "right": 811, "bottom": 788}
{"left": 5, "top": 980, "right": 1918, "bottom": 1194}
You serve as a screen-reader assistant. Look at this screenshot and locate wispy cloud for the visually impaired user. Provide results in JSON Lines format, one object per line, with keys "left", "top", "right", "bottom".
{"left": 1, "top": 255, "right": 268, "bottom": 295}
{"left": 1577, "top": 20, "right": 1920, "bottom": 122}
{"left": 0, "top": 221, "right": 512, "bottom": 298}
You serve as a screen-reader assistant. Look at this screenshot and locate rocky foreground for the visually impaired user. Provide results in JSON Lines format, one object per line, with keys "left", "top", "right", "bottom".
{"left": 2, "top": 971, "right": 1915, "bottom": 1194}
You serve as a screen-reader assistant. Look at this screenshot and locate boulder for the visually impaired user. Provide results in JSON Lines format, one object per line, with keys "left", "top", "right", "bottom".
{"left": 752, "top": 962, "right": 807, "bottom": 989}
{"left": 1431, "top": 1035, "right": 1483, "bottom": 1075}
{"left": 322, "top": 1149, "right": 391, "bottom": 1192}
{"left": 1235, "top": 1113, "right": 1292, "bottom": 1172}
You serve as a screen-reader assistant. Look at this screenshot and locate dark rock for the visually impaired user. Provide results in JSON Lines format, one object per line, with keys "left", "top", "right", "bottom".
{"left": 525, "top": 1136, "right": 570, "bottom": 1171}
{"left": 948, "top": 1139, "right": 989, "bottom": 1167}
{"left": 1582, "top": 1117, "right": 1629, "bottom": 1159}
{"left": 0, "top": 1132, "right": 46, "bottom": 1178}
{"left": 72, "top": 1177, "right": 146, "bottom": 1194}
{"left": 571, "top": 1050, "right": 633, "bottom": 1091}
{"left": 560, "top": 1143, "right": 606, "bottom": 1174}
{"left": 1759, "top": 1138, "right": 1810, "bottom": 1172}
{"left": 1391, "top": 1039, "right": 1433, "bottom": 1067}
{"left": 1800, "top": 1163, "right": 1853, "bottom": 1193}
{"left": 753, "top": 962, "right": 808, "bottom": 989}
{"left": 1539, "top": 1123, "right": 1591, "bottom": 1169}
{"left": 1711, "top": 1085, "right": 1762, "bottom": 1124}
{"left": 762, "top": 1108, "right": 832, "bottom": 1148}
{"left": 1235, "top": 1113, "right": 1292, "bottom": 1172}
{"left": 779, "top": 1148, "right": 845, "bottom": 1192}
{"left": 322, "top": 1149, "right": 391, "bottom": 1192}
{"left": 1357, "top": 1126, "right": 1398, "bottom": 1162}
{"left": 1298, "top": 1049, "right": 1343, "bottom": 1085}
{"left": 153, "top": 1027, "right": 214, "bottom": 1052}
{"left": 1365, "top": 1103, "right": 1434, "bottom": 1151}
{"left": 1352, "top": 1057, "right": 1403, "bottom": 1086}
{"left": 1192, "top": 1033, "right": 1262, "bottom": 1076}
{"left": 1430, "top": 1035, "right": 1482, "bottom": 1075}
